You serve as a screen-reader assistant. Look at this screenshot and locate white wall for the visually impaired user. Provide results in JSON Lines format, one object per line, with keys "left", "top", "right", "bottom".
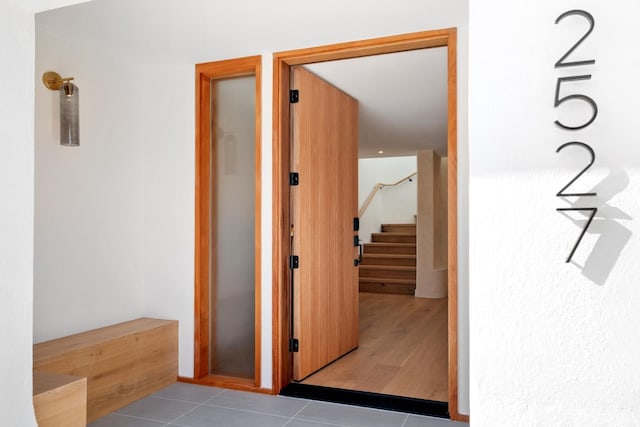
{"left": 381, "top": 158, "right": 418, "bottom": 224}
{"left": 359, "top": 159, "right": 384, "bottom": 243}
{"left": 35, "top": 0, "right": 469, "bottom": 413}
{"left": 140, "top": 65, "right": 195, "bottom": 376}
{"left": 34, "top": 27, "right": 146, "bottom": 341}
{"left": 358, "top": 156, "right": 417, "bottom": 243}
{"left": 469, "top": 0, "right": 640, "bottom": 424}
{"left": 0, "top": 3, "right": 37, "bottom": 425}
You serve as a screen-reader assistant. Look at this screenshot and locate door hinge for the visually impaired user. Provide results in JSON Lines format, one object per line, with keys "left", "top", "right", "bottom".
{"left": 353, "top": 236, "right": 360, "bottom": 247}
{"left": 289, "top": 338, "right": 299, "bottom": 352}
{"left": 289, "top": 172, "right": 299, "bottom": 186}
{"left": 289, "top": 255, "right": 299, "bottom": 269}
{"left": 289, "top": 89, "right": 299, "bottom": 103}
{"left": 353, "top": 217, "right": 359, "bottom": 231}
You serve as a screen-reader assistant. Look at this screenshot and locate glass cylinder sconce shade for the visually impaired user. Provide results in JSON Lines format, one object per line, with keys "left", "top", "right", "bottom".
{"left": 59, "top": 83, "right": 79, "bottom": 146}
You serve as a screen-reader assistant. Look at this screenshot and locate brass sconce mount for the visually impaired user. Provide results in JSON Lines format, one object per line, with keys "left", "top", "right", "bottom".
{"left": 42, "top": 71, "right": 75, "bottom": 91}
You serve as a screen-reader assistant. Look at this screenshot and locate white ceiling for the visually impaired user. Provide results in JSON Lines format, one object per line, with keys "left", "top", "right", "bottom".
{"left": 26, "top": 0, "right": 90, "bottom": 13}
{"left": 305, "top": 48, "right": 448, "bottom": 158}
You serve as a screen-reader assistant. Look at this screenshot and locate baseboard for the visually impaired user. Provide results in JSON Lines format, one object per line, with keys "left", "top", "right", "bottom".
{"left": 279, "top": 383, "right": 449, "bottom": 418}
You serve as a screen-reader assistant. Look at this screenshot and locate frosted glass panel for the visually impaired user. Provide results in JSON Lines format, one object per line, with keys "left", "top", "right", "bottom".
{"left": 210, "top": 76, "right": 255, "bottom": 378}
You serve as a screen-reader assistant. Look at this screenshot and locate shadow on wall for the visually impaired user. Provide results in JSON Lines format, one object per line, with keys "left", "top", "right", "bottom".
{"left": 559, "top": 168, "right": 632, "bottom": 286}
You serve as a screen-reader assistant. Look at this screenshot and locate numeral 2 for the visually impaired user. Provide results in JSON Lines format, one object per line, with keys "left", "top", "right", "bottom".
{"left": 555, "top": 10, "right": 596, "bottom": 68}
{"left": 555, "top": 141, "right": 597, "bottom": 197}
{"left": 556, "top": 207, "right": 597, "bottom": 263}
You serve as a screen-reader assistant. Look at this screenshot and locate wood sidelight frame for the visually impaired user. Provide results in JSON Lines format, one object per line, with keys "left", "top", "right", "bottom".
{"left": 272, "top": 29, "right": 467, "bottom": 421}
{"left": 191, "top": 55, "right": 263, "bottom": 391}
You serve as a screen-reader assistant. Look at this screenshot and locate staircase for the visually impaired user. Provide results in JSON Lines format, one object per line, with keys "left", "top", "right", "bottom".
{"left": 359, "top": 224, "right": 416, "bottom": 295}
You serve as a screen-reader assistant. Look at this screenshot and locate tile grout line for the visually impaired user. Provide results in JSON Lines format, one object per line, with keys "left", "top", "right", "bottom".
{"left": 107, "top": 412, "right": 177, "bottom": 424}
{"left": 189, "top": 401, "right": 293, "bottom": 420}
{"left": 291, "top": 397, "right": 419, "bottom": 415}
{"left": 108, "top": 389, "right": 225, "bottom": 426}
{"left": 165, "top": 401, "right": 206, "bottom": 426}
{"left": 150, "top": 394, "right": 222, "bottom": 405}
{"left": 287, "top": 421, "right": 352, "bottom": 427}
{"left": 286, "top": 400, "right": 408, "bottom": 427}
{"left": 283, "top": 400, "right": 311, "bottom": 426}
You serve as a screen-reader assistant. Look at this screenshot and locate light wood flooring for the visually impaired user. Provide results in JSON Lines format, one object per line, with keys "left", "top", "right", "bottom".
{"left": 301, "top": 292, "right": 448, "bottom": 402}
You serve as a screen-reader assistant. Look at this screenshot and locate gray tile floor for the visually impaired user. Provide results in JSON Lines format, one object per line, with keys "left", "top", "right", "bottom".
{"left": 89, "top": 383, "right": 470, "bottom": 427}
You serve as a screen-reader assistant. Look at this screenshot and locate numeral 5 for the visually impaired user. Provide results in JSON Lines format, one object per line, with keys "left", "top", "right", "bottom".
{"left": 554, "top": 75, "right": 598, "bottom": 130}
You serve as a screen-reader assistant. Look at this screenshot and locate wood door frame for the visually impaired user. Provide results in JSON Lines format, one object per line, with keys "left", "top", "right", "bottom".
{"left": 272, "top": 29, "right": 466, "bottom": 421}
{"left": 192, "top": 55, "right": 263, "bottom": 391}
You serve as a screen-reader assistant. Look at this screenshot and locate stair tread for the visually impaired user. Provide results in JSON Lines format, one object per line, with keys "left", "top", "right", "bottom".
{"left": 358, "top": 277, "right": 416, "bottom": 284}
{"left": 381, "top": 223, "right": 416, "bottom": 226}
{"left": 364, "top": 242, "right": 415, "bottom": 246}
{"left": 359, "top": 253, "right": 416, "bottom": 267}
{"left": 362, "top": 242, "right": 416, "bottom": 255}
{"left": 359, "top": 265, "right": 416, "bottom": 271}
{"left": 362, "top": 253, "right": 416, "bottom": 257}
{"left": 372, "top": 232, "right": 416, "bottom": 236}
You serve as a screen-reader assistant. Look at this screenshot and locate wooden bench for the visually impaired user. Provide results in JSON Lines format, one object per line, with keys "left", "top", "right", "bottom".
{"left": 34, "top": 318, "right": 178, "bottom": 423}
{"left": 33, "top": 371, "right": 87, "bottom": 427}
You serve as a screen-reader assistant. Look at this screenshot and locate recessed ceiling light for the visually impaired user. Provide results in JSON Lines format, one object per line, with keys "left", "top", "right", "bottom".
{"left": 377, "top": 150, "right": 384, "bottom": 154}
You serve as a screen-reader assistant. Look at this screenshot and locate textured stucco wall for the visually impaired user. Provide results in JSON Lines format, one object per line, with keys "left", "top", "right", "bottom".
{"left": 469, "top": 1, "right": 640, "bottom": 424}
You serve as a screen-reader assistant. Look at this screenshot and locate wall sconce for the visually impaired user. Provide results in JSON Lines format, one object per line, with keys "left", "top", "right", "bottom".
{"left": 42, "top": 71, "right": 79, "bottom": 147}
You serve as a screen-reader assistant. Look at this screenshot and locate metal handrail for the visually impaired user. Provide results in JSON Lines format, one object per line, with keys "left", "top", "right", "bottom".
{"left": 358, "top": 172, "right": 416, "bottom": 218}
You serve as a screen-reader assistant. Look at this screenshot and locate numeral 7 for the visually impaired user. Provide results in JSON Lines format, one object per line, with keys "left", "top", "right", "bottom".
{"left": 556, "top": 207, "right": 597, "bottom": 263}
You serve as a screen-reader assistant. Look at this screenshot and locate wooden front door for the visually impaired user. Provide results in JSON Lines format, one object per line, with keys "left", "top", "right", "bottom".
{"left": 290, "top": 66, "right": 359, "bottom": 381}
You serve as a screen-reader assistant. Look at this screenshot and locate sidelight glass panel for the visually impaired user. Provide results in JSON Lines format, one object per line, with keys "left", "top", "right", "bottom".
{"left": 210, "top": 76, "right": 256, "bottom": 378}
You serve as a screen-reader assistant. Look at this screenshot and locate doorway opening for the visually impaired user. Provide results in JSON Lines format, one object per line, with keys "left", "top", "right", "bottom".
{"left": 272, "top": 28, "right": 462, "bottom": 420}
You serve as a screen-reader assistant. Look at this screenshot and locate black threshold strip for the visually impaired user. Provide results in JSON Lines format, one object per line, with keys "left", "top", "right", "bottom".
{"left": 280, "top": 383, "right": 449, "bottom": 418}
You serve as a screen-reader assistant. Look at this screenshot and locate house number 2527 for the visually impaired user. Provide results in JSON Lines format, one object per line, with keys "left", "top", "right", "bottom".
{"left": 554, "top": 9, "right": 598, "bottom": 263}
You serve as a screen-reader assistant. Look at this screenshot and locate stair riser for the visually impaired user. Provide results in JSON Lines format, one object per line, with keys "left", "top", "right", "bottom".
{"left": 359, "top": 282, "right": 416, "bottom": 295}
{"left": 372, "top": 234, "right": 416, "bottom": 244}
{"left": 359, "top": 257, "right": 416, "bottom": 267}
{"left": 360, "top": 266, "right": 416, "bottom": 280}
{"left": 360, "top": 269, "right": 416, "bottom": 281}
{"left": 381, "top": 225, "right": 416, "bottom": 233}
{"left": 363, "top": 244, "right": 416, "bottom": 255}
